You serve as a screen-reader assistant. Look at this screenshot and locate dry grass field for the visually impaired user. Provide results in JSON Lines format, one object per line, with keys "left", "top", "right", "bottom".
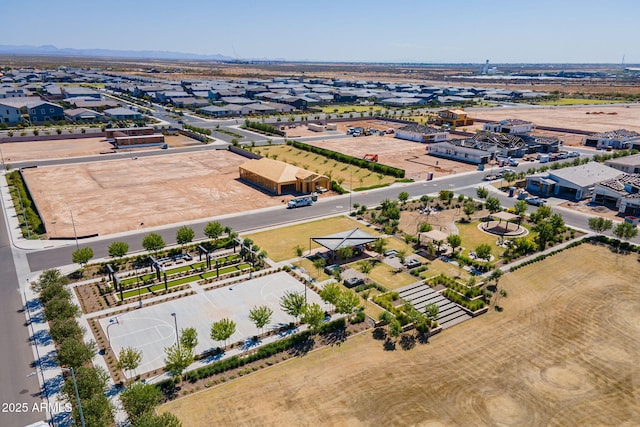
{"left": 0, "top": 137, "right": 114, "bottom": 162}
{"left": 22, "top": 150, "right": 281, "bottom": 237}
{"left": 160, "top": 243, "right": 640, "bottom": 426}
{"left": 247, "top": 216, "right": 377, "bottom": 262}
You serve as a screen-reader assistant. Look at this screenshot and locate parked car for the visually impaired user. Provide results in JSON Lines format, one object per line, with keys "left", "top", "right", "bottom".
{"left": 525, "top": 197, "right": 547, "bottom": 206}
{"left": 568, "top": 151, "right": 581, "bottom": 158}
{"left": 404, "top": 258, "right": 422, "bottom": 269}
{"left": 344, "top": 277, "right": 365, "bottom": 288}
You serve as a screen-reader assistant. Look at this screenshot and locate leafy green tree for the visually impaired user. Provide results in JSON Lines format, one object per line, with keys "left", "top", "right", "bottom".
{"left": 133, "top": 412, "right": 182, "bottom": 427}
{"left": 335, "top": 290, "right": 360, "bottom": 316}
{"left": 418, "top": 222, "right": 433, "bottom": 233}
{"left": 62, "top": 367, "right": 112, "bottom": 427}
{"left": 463, "top": 202, "right": 476, "bottom": 220}
{"left": 613, "top": 222, "right": 638, "bottom": 241}
{"left": 533, "top": 221, "right": 555, "bottom": 251}
{"left": 279, "top": 291, "right": 306, "bottom": 322}
{"left": 485, "top": 196, "right": 501, "bottom": 214}
{"left": 474, "top": 244, "right": 492, "bottom": 261}
{"left": 164, "top": 344, "right": 194, "bottom": 377}
{"left": 424, "top": 303, "right": 439, "bottom": 323}
{"left": 389, "top": 319, "right": 403, "bottom": 342}
{"left": 398, "top": 191, "right": 409, "bottom": 203}
{"left": 203, "top": 221, "right": 224, "bottom": 245}
{"left": 176, "top": 226, "right": 195, "bottom": 247}
{"left": 210, "top": 318, "right": 236, "bottom": 348}
{"left": 248, "top": 305, "right": 273, "bottom": 334}
{"left": 359, "top": 260, "right": 373, "bottom": 280}
{"left": 72, "top": 247, "right": 94, "bottom": 267}
{"left": 301, "top": 303, "right": 325, "bottom": 330}
{"left": 57, "top": 339, "right": 97, "bottom": 369}
{"left": 476, "top": 187, "right": 489, "bottom": 199}
{"left": 488, "top": 268, "right": 504, "bottom": 286}
{"left": 49, "top": 318, "right": 84, "bottom": 343}
{"left": 319, "top": 282, "right": 341, "bottom": 310}
{"left": 39, "top": 282, "right": 71, "bottom": 305}
{"left": 396, "top": 250, "right": 407, "bottom": 265}
{"left": 378, "top": 310, "right": 393, "bottom": 324}
{"left": 108, "top": 241, "right": 129, "bottom": 259}
{"left": 117, "top": 347, "right": 143, "bottom": 377}
{"left": 550, "top": 213, "right": 565, "bottom": 233}
{"left": 588, "top": 217, "right": 613, "bottom": 235}
{"left": 438, "top": 190, "right": 454, "bottom": 203}
{"left": 180, "top": 327, "right": 198, "bottom": 352}
{"left": 44, "top": 298, "right": 80, "bottom": 321}
{"left": 32, "top": 269, "right": 68, "bottom": 292}
{"left": 372, "top": 238, "right": 387, "bottom": 258}
{"left": 120, "top": 382, "right": 162, "bottom": 424}
{"left": 142, "top": 232, "right": 165, "bottom": 253}
{"left": 536, "top": 205, "right": 552, "bottom": 220}
{"left": 513, "top": 200, "right": 528, "bottom": 217}
{"left": 336, "top": 245, "right": 354, "bottom": 260}
{"left": 447, "top": 234, "right": 462, "bottom": 253}
{"left": 312, "top": 257, "right": 326, "bottom": 278}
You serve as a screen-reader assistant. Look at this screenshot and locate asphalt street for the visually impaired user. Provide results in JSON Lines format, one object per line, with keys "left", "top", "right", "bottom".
{"left": 0, "top": 200, "right": 43, "bottom": 426}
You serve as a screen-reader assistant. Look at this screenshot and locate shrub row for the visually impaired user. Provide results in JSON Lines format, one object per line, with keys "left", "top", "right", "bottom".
{"left": 428, "top": 274, "right": 482, "bottom": 298}
{"left": 409, "top": 265, "right": 429, "bottom": 277}
{"left": 6, "top": 170, "right": 45, "bottom": 236}
{"left": 442, "top": 288, "right": 486, "bottom": 311}
{"left": 244, "top": 120, "right": 285, "bottom": 136}
{"left": 287, "top": 140, "right": 405, "bottom": 178}
{"left": 181, "top": 318, "right": 346, "bottom": 383}
{"left": 454, "top": 254, "right": 491, "bottom": 273}
{"left": 331, "top": 180, "right": 348, "bottom": 195}
{"left": 183, "top": 124, "right": 212, "bottom": 135}
{"left": 354, "top": 282, "right": 388, "bottom": 293}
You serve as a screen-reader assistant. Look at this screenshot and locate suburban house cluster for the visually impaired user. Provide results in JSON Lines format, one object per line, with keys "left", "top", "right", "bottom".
{"left": 582, "top": 129, "right": 640, "bottom": 150}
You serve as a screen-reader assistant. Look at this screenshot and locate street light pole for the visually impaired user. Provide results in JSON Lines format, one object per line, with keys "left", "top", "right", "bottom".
{"left": 66, "top": 366, "right": 86, "bottom": 427}
{"left": 349, "top": 169, "right": 353, "bottom": 214}
{"left": 69, "top": 207, "right": 79, "bottom": 251}
{"left": 171, "top": 313, "right": 179, "bottom": 347}
{"left": 106, "top": 317, "right": 119, "bottom": 346}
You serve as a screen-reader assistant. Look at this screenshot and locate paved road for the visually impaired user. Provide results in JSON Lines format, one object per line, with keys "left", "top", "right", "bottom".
{"left": 0, "top": 200, "right": 42, "bottom": 426}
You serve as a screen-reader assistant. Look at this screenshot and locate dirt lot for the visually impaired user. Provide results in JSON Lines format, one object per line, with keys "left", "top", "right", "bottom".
{"left": 0, "top": 137, "right": 114, "bottom": 162}
{"left": 0, "top": 134, "right": 202, "bottom": 163}
{"left": 160, "top": 243, "right": 640, "bottom": 426}
{"left": 305, "top": 132, "right": 475, "bottom": 180}
{"left": 471, "top": 105, "right": 640, "bottom": 146}
{"left": 22, "top": 150, "right": 281, "bottom": 237}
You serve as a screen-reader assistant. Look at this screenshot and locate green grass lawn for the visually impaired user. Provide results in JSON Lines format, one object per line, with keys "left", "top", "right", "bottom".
{"left": 293, "top": 258, "right": 331, "bottom": 282}
{"left": 351, "top": 260, "right": 416, "bottom": 290}
{"left": 253, "top": 145, "right": 396, "bottom": 191}
{"left": 534, "top": 98, "right": 626, "bottom": 106}
{"left": 120, "top": 255, "right": 241, "bottom": 286}
{"left": 247, "top": 216, "right": 380, "bottom": 262}
{"left": 455, "top": 221, "right": 503, "bottom": 260}
{"left": 420, "top": 259, "right": 472, "bottom": 282}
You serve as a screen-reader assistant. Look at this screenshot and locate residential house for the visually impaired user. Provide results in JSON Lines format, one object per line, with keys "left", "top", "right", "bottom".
{"left": 436, "top": 109, "right": 474, "bottom": 127}
{"left": 395, "top": 123, "right": 449, "bottom": 143}
{"left": 103, "top": 107, "right": 142, "bottom": 120}
{"left": 583, "top": 129, "right": 640, "bottom": 150}
{"left": 64, "top": 108, "right": 104, "bottom": 121}
{"left": 0, "top": 102, "right": 22, "bottom": 124}
{"left": 427, "top": 140, "right": 490, "bottom": 165}
{"left": 483, "top": 119, "right": 535, "bottom": 134}
{"left": 26, "top": 101, "right": 64, "bottom": 123}
{"left": 592, "top": 173, "right": 640, "bottom": 216}
{"left": 61, "top": 86, "right": 101, "bottom": 99}
{"left": 526, "top": 162, "right": 621, "bottom": 200}
{"left": 604, "top": 154, "right": 640, "bottom": 174}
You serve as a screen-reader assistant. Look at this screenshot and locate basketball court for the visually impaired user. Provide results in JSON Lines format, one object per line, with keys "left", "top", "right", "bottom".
{"left": 99, "top": 272, "right": 329, "bottom": 375}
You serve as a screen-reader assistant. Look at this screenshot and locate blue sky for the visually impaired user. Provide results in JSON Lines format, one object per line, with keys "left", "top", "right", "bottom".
{"left": 2, "top": 0, "right": 639, "bottom": 63}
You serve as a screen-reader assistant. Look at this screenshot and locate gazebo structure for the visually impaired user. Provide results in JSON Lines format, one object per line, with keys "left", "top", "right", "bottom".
{"left": 481, "top": 211, "right": 527, "bottom": 237}
{"left": 418, "top": 229, "right": 450, "bottom": 253}
{"left": 311, "top": 228, "right": 379, "bottom": 260}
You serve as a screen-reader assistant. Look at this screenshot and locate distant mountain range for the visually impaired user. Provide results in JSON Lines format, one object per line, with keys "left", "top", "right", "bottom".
{"left": 0, "top": 44, "right": 240, "bottom": 61}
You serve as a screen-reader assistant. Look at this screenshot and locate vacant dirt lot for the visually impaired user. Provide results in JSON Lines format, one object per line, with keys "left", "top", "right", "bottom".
{"left": 23, "top": 150, "right": 280, "bottom": 237}
{"left": 160, "top": 243, "right": 640, "bottom": 426}
{"left": 305, "top": 133, "right": 475, "bottom": 180}
{"left": 0, "top": 137, "right": 114, "bottom": 162}
{"left": 472, "top": 105, "right": 640, "bottom": 134}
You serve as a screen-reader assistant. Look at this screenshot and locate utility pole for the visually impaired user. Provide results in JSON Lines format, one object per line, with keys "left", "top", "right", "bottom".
{"left": 69, "top": 207, "right": 79, "bottom": 251}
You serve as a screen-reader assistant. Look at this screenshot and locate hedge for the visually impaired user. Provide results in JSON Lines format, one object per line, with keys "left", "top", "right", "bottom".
{"left": 442, "top": 289, "right": 486, "bottom": 311}
{"left": 181, "top": 318, "right": 346, "bottom": 383}
{"left": 286, "top": 140, "right": 405, "bottom": 178}
{"left": 509, "top": 238, "right": 587, "bottom": 272}
{"left": 244, "top": 120, "right": 285, "bottom": 137}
